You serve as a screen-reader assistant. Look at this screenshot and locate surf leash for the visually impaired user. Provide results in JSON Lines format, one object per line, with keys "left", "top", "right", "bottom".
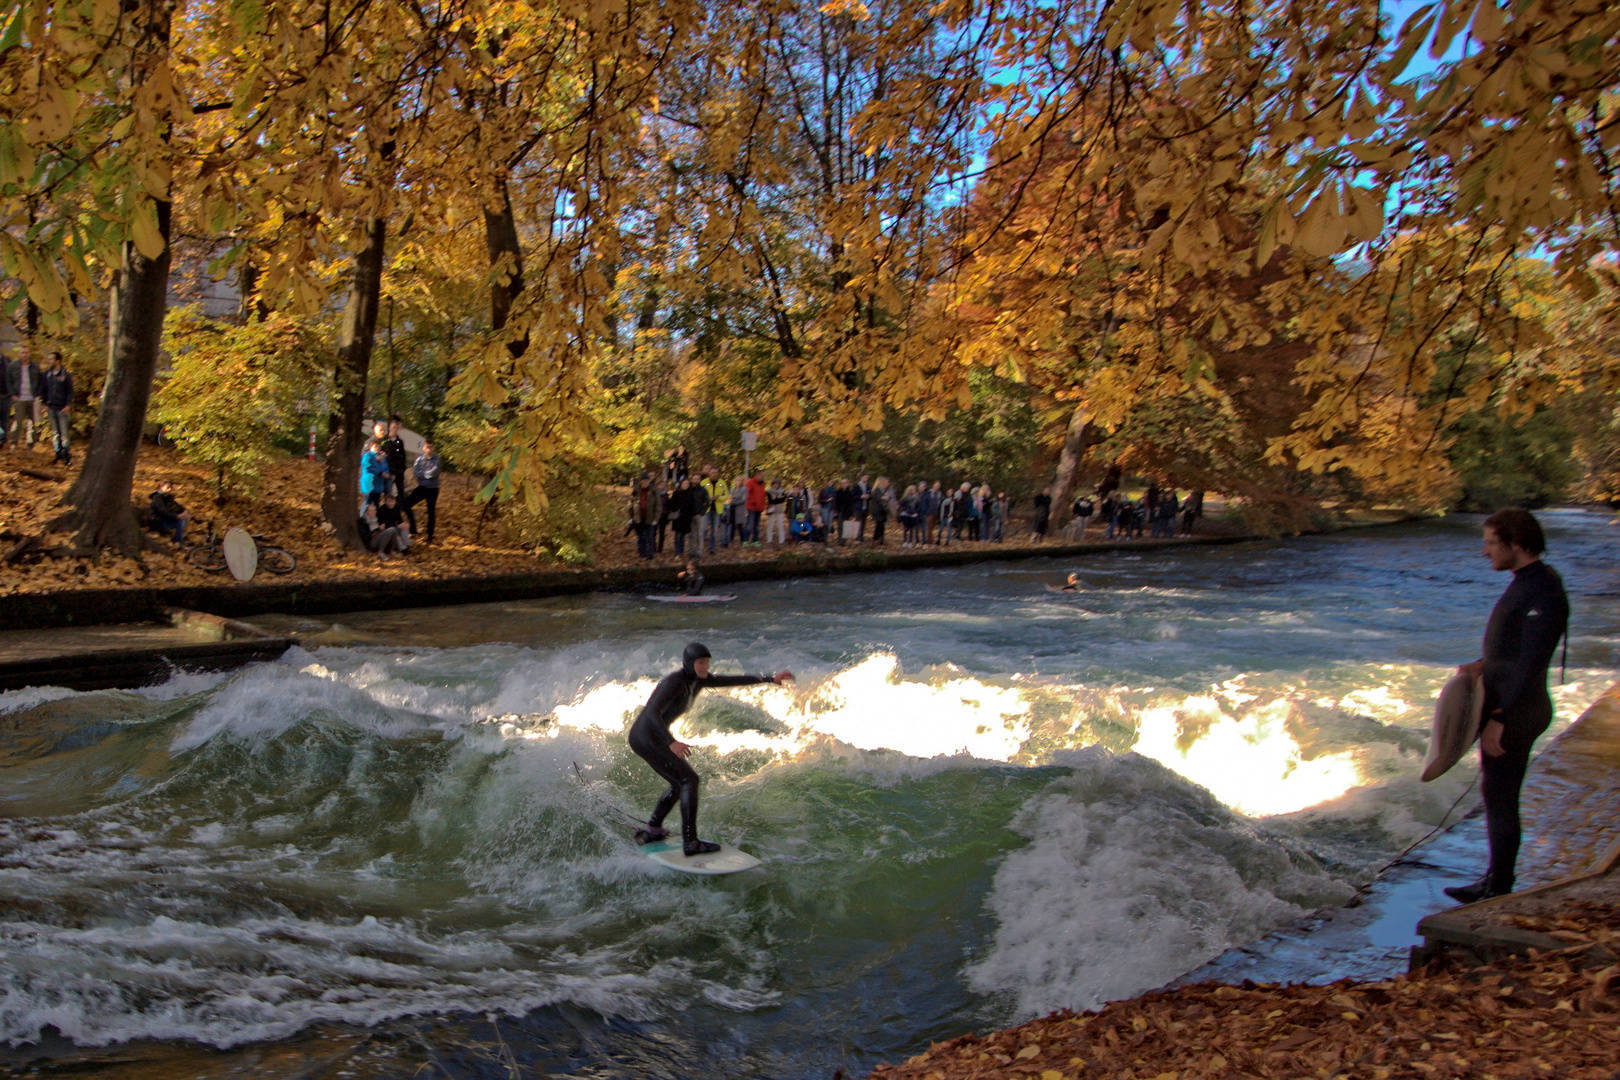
{"left": 1370, "top": 773, "right": 1480, "bottom": 881}
{"left": 571, "top": 762, "right": 645, "bottom": 826}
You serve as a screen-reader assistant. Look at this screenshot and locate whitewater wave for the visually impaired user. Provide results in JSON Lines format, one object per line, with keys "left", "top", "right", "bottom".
{"left": 0, "top": 645, "right": 1604, "bottom": 1047}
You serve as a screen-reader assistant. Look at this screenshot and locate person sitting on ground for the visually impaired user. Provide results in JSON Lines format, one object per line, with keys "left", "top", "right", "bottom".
{"left": 791, "top": 512, "right": 812, "bottom": 543}
{"left": 376, "top": 491, "right": 412, "bottom": 554}
{"left": 678, "top": 558, "right": 706, "bottom": 596}
{"left": 148, "top": 480, "right": 189, "bottom": 543}
{"left": 808, "top": 508, "right": 828, "bottom": 544}
{"left": 358, "top": 501, "right": 408, "bottom": 560}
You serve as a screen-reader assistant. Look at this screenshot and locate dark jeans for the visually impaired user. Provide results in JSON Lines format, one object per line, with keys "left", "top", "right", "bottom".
{"left": 636, "top": 523, "right": 654, "bottom": 558}
{"left": 674, "top": 527, "right": 690, "bottom": 556}
{"left": 151, "top": 511, "right": 185, "bottom": 544}
{"left": 872, "top": 517, "right": 885, "bottom": 544}
{"left": 1482, "top": 696, "right": 1553, "bottom": 889}
{"left": 746, "top": 509, "right": 761, "bottom": 542}
{"left": 404, "top": 485, "right": 437, "bottom": 541}
{"left": 656, "top": 520, "right": 667, "bottom": 552}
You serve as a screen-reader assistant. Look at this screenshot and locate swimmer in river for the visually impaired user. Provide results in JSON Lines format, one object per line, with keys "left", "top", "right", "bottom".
{"left": 1060, "top": 572, "right": 1084, "bottom": 592}
{"left": 629, "top": 643, "right": 794, "bottom": 855}
{"left": 677, "top": 558, "right": 705, "bottom": 596}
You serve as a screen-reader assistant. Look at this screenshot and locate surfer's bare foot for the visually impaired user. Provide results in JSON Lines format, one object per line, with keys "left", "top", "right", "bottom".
{"left": 634, "top": 826, "right": 668, "bottom": 845}
{"left": 683, "top": 839, "right": 721, "bottom": 857}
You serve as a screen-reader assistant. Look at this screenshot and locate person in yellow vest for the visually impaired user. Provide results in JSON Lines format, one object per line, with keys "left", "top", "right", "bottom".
{"left": 699, "top": 465, "right": 730, "bottom": 553}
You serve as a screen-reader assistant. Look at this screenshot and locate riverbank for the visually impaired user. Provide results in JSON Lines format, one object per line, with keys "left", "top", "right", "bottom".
{"left": 866, "top": 926, "right": 1619, "bottom": 1080}
{"left": 2, "top": 444, "right": 1410, "bottom": 630}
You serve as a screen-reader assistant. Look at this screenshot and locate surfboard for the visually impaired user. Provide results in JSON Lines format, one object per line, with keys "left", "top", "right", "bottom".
{"left": 1421, "top": 671, "right": 1485, "bottom": 782}
{"left": 223, "top": 527, "right": 258, "bottom": 582}
{"left": 640, "top": 837, "right": 762, "bottom": 875}
{"left": 644, "top": 594, "right": 738, "bottom": 604}
{"left": 1046, "top": 582, "right": 1093, "bottom": 593}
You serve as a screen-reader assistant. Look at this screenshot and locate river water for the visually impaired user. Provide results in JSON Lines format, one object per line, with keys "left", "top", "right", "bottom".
{"left": 2, "top": 513, "right": 1616, "bottom": 1077}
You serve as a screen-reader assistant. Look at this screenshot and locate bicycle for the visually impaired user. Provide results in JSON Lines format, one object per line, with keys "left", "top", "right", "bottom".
{"left": 187, "top": 522, "right": 297, "bottom": 575}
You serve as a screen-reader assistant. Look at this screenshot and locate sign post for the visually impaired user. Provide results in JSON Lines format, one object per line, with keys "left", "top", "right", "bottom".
{"left": 742, "top": 431, "right": 757, "bottom": 477}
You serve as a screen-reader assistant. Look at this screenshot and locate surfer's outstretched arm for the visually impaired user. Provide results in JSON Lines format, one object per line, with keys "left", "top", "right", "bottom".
{"left": 700, "top": 671, "right": 794, "bottom": 689}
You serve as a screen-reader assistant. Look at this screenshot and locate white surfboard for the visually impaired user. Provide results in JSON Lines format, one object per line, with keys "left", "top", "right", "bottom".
{"left": 640, "top": 838, "right": 761, "bottom": 875}
{"left": 1421, "top": 672, "right": 1485, "bottom": 782}
{"left": 644, "top": 594, "right": 737, "bottom": 604}
{"left": 223, "top": 527, "right": 258, "bottom": 582}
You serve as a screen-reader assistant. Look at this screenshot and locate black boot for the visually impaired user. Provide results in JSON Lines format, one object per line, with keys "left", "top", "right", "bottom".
{"left": 1443, "top": 874, "right": 1512, "bottom": 904}
{"left": 678, "top": 777, "right": 720, "bottom": 857}
{"left": 634, "top": 823, "right": 668, "bottom": 845}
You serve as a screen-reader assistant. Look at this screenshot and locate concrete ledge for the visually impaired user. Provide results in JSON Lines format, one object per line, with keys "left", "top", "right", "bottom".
{"left": 0, "top": 607, "right": 293, "bottom": 692}
{"left": 0, "top": 532, "right": 1271, "bottom": 630}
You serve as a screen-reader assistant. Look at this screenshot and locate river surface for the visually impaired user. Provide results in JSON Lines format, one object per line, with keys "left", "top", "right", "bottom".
{"left": 2, "top": 512, "right": 1617, "bottom": 1077}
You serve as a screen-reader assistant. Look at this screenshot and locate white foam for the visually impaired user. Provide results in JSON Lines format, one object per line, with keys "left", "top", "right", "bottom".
{"left": 967, "top": 749, "right": 1356, "bottom": 1018}
{"left": 0, "top": 686, "right": 76, "bottom": 715}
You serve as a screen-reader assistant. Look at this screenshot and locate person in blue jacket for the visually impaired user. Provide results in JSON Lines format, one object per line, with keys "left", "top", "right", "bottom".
{"left": 359, "top": 439, "right": 390, "bottom": 507}
{"left": 629, "top": 644, "right": 793, "bottom": 855}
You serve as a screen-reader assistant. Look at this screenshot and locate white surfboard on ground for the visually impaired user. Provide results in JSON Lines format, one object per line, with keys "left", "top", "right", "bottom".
{"left": 640, "top": 838, "right": 761, "bottom": 875}
{"left": 223, "top": 528, "right": 258, "bottom": 582}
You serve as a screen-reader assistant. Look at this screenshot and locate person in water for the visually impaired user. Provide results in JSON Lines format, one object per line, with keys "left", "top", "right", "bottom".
{"left": 1060, "top": 572, "right": 1086, "bottom": 592}
{"left": 677, "top": 559, "right": 705, "bottom": 596}
{"left": 1445, "top": 509, "right": 1569, "bottom": 904}
{"left": 630, "top": 643, "right": 794, "bottom": 855}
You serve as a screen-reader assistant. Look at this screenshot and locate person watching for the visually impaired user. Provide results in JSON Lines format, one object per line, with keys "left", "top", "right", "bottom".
{"left": 1445, "top": 509, "right": 1570, "bottom": 904}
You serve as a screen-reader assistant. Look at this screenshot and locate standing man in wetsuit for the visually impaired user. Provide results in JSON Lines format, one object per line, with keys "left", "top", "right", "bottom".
{"left": 630, "top": 644, "right": 793, "bottom": 855}
{"left": 1446, "top": 509, "right": 1569, "bottom": 903}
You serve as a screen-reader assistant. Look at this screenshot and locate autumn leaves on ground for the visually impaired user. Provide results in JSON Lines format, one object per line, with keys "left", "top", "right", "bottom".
{"left": 873, "top": 907, "right": 1620, "bottom": 1080}
{"left": 1, "top": 443, "right": 1078, "bottom": 596}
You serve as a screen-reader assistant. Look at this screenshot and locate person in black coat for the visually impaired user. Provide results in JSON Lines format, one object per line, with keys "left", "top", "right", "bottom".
{"left": 628, "top": 643, "right": 793, "bottom": 855}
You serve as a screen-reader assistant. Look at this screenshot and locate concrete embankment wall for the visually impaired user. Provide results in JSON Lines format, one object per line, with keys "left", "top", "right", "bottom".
{"left": 0, "top": 532, "right": 1279, "bottom": 630}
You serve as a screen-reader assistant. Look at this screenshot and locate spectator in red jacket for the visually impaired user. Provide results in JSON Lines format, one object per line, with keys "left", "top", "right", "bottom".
{"left": 743, "top": 470, "right": 768, "bottom": 545}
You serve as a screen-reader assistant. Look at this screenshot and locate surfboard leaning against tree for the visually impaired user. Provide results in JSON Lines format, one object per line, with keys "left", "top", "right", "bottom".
{"left": 629, "top": 643, "right": 793, "bottom": 856}
{"left": 1445, "top": 509, "right": 1570, "bottom": 905}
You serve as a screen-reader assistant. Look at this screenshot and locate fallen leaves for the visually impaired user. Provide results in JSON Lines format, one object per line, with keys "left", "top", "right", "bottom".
{"left": 870, "top": 909, "right": 1620, "bottom": 1080}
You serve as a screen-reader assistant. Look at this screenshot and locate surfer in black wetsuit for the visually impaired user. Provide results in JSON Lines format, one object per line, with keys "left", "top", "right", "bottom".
{"left": 1445, "top": 509, "right": 1569, "bottom": 904}
{"left": 677, "top": 559, "right": 705, "bottom": 596}
{"left": 629, "top": 643, "right": 794, "bottom": 855}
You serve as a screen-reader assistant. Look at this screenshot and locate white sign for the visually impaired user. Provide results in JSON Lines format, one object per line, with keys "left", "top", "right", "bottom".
{"left": 741, "top": 431, "right": 758, "bottom": 451}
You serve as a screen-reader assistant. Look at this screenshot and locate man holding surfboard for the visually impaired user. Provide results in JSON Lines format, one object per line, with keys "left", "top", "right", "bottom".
{"left": 1444, "top": 509, "right": 1569, "bottom": 904}
{"left": 630, "top": 643, "right": 793, "bottom": 856}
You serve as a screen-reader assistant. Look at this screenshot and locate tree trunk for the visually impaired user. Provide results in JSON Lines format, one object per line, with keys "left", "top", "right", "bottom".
{"left": 322, "top": 216, "right": 388, "bottom": 549}
{"left": 53, "top": 203, "right": 172, "bottom": 555}
{"left": 1046, "top": 404, "right": 1091, "bottom": 529}
{"left": 484, "top": 178, "right": 528, "bottom": 358}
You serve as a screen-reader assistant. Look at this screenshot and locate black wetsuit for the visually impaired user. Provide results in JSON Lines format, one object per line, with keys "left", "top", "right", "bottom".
{"left": 629, "top": 646, "right": 775, "bottom": 853}
{"left": 682, "top": 571, "right": 705, "bottom": 596}
{"left": 1478, "top": 559, "right": 1569, "bottom": 890}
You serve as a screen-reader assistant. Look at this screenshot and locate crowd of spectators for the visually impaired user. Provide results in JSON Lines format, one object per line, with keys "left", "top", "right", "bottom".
{"left": 357, "top": 418, "right": 442, "bottom": 560}
{"left": 628, "top": 451, "right": 1207, "bottom": 561}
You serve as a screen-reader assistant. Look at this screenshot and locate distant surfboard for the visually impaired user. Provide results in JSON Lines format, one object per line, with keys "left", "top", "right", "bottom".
{"left": 640, "top": 837, "right": 761, "bottom": 875}
{"left": 1046, "top": 582, "right": 1093, "bottom": 593}
{"left": 644, "top": 594, "right": 737, "bottom": 604}
{"left": 1421, "top": 672, "right": 1485, "bottom": 782}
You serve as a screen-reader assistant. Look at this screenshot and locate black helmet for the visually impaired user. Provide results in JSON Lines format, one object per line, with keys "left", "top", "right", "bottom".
{"left": 682, "top": 642, "right": 711, "bottom": 674}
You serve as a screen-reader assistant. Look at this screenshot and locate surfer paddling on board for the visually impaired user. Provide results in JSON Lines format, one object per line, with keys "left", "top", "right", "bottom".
{"left": 630, "top": 643, "right": 793, "bottom": 855}
{"left": 1444, "top": 509, "right": 1569, "bottom": 904}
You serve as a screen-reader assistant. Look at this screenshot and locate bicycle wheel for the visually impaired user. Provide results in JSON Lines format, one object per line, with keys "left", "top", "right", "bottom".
{"left": 259, "top": 546, "right": 297, "bottom": 575}
{"left": 188, "top": 544, "right": 228, "bottom": 572}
